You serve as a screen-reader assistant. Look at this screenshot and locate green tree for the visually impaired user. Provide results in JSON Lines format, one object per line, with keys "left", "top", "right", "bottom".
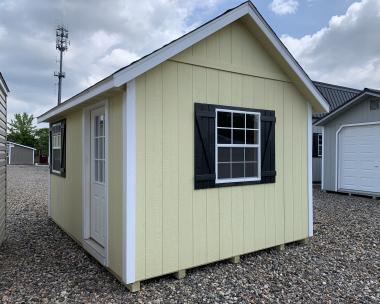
{"left": 35, "top": 128, "right": 49, "bottom": 156}
{"left": 7, "top": 113, "right": 36, "bottom": 147}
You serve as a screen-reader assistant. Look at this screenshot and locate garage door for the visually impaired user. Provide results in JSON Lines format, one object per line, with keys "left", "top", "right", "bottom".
{"left": 338, "top": 124, "right": 380, "bottom": 194}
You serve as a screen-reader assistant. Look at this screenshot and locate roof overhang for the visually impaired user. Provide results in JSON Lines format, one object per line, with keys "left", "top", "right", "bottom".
{"left": 7, "top": 141, "right": 36, "bottom": 150}
{"left": 315, "top": 89, "right": 380, "bottom": 126}
{"left": 38, "top": 1, "right": 329, "bottom": 123}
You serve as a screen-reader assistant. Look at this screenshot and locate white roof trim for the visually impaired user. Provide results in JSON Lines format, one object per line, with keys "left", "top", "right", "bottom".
{"left": 38, "top": 1, "right": 329, "bottom": 123}
{"left": 7, "top": 141, "right": 36, "bottom": 150}
{"left": 315, "top": 90, "right": 380, "bottom": 126}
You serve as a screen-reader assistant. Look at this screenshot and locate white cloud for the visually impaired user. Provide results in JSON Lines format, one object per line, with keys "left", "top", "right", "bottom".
{"left": 281, "top": 0, "right": 380, "bottom": 89}
{"left": 269, "top": 0, "right": 299, "bottom": 15}
{"left": 0, "top": 0, "right": 223, "bottom": 121}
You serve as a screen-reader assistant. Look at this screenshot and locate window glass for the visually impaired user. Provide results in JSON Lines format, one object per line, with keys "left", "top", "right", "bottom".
{"left": 217, "top": 112, "right": 231, "bottom": 128}
{"left": 51, "top": 122, "right": 63, "bottom": 174}
{"left": 232, "top": 148, "right": 244, "bottom": 162}
{"left": 216, "top": 110, "right": 260, "bottom": 183}
{"left": 233, "top": 129, "right": 245, "bottom": 144}
{"left": 218, "top": 147, "right": 230, "bottom": 163}
{"left": 217, "top": 128, "right": 231, "bottom": 144}
{"left": 93, "top": 114, "right": 106, "bottom": 183}
{"left": 233, "top": 113, "right": 245, "bottom": 128}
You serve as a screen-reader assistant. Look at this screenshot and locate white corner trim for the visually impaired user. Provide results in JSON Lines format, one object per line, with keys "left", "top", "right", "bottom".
{"left": 123, "top": 80, "right": 136, "bottom": 284}
{"left": 321, "top": 127, "right": 325, "bottom": 191}
{"left": 8, "top": 145, "right": 11, "bottom": 165}
{"left": 307, "top": 103, "right": 313, "bottom": 237}
{"left": 335, "top": 120, "right": 380, "bottom": 192}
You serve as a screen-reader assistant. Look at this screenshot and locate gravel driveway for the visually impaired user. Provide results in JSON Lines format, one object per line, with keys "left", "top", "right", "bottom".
{"left": 0, "top": 166, "right": 379, "bottom": 303}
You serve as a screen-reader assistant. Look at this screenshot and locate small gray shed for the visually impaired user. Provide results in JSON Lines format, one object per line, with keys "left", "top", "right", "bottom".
{"left": 7, "top": 142, "right": 35, "bottom": 165}
{"left": 315, "top": 88, "right": 380, "bottom": 196}
{"left": 312, "top": 82, "right": 361, "bottom": 183}
{"left": 0, "top": 73, "right": 9, "bottom": 245}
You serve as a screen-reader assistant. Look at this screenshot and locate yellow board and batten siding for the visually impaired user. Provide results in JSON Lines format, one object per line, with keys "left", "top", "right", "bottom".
{"left": 134, "top": 21, "right": 309, "bottom": 281}
{"left": 50, "top": 92, "right": 124, "bottom": 278}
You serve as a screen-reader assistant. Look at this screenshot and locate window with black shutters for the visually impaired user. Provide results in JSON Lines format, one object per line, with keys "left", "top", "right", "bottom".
{"left": 194, "top": 103, "right": 276, "bottom": 190}
{"left": 50, "top": 120, "right": 66, "bottom": 177}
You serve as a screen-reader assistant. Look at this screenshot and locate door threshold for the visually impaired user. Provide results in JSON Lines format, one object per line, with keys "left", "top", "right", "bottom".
{"left": 83, "top": 238, "right": 107, "bottom": 266}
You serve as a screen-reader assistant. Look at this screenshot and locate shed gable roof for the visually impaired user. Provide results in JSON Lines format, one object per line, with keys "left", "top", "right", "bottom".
{"left": 313, "top": 81, "right": 361, "bottom": 119}
{"left": 38, "top": 1, "right": 329, "bottom": 123}
{"left": 315, "top": 88, "right": 380, "bottom": 126}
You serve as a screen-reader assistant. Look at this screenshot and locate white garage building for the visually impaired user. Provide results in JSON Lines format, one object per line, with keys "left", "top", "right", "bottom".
{"left": 315, "top": 88, "right": 380, "bottom": 196}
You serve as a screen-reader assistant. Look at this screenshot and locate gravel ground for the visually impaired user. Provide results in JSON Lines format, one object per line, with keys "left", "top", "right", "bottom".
{"left": 0, "top": 165, "right": 379, "bottom": 303}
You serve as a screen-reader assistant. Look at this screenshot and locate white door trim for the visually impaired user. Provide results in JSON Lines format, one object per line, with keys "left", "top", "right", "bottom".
{"left": 335, "top": 121, "right": 380, "bottom": 192}
{"left": 122, "top": 80, "right": 136, "bottom": 284}
{"left": 307, "top": 103, "right": 313, "bottom": 237}
{"left": 82, "top": 100, "right": 109, "bottom": 266}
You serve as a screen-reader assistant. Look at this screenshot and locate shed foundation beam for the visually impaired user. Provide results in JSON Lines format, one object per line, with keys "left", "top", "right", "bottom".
{"left": 275, "top": 244, "right": 285, "bottom": 251}
{"left": 126, "top": 282, "right": 140, "bottom": 292}
{"left": 173, "top": 269, "right": 186, "bottom": 280}
{"left": 299, "top": 238, "right": 310, "bottom": 245}
{"left": 229, "top": 255, "right": 240, "bottom": 264}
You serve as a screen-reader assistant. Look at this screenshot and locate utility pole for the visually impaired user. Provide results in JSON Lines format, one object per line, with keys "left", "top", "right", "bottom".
{"left": 54, "top": 25, "right": 69, "bottom": 105}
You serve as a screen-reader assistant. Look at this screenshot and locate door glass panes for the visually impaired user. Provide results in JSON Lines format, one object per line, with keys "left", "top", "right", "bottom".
{"left": 216, "top": 110, "right": 260, "bottom": 182}
{"left": 93, "top": 113, "right": 105, "bottom": 183}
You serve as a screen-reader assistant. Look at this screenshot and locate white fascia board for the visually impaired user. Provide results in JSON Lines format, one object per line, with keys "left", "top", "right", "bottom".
{"left": 7, "top": 141, "right": 36, "bottom": 150}
{"left": 37, "top": 78, "right": 114, "bottom": 123}
{"left": 246, "top": 9, "right": 329, "bottom": 113}
{"left": 113, "top": 4, "right": 249, "bottom": 87}
{"left": 315, "top": 91, "right": 380, "bottom": 126}
{"left": 38, "top": 2, "right": 330, "bottom": 123}
{"left": 113, "top": 2, "right": 329, "bottom": 112}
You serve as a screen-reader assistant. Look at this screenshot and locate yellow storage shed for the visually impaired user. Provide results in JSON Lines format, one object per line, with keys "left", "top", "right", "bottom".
{"left": 38, "top": 1, "right": 329, "bottom": 292}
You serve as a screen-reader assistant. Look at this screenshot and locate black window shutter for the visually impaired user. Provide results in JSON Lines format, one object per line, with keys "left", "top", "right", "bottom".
{"left": 60, "top": 120, "right": 66, "bottom": 177}
{"left": 312, "top": 133, "right": 318, "bottom": 158}
{"left": 260, "top": 111, "right": 276, "bottom": 184}
{"left": 194, "top": 103, "right": 216, "bottom": 189}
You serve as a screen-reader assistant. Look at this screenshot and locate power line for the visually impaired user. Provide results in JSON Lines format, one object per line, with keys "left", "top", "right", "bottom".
{"left": 54, "top": 25, "right": 69, "bottom": 105}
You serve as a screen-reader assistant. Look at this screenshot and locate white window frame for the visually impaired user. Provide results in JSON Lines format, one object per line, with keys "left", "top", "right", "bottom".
{"left": 51, "top": 122, "right": 62, "bottom": 174}
{"left": 215, "top": 108, "right": 261, "bottom": 184}
{"left": 317, "top": 133, "right": 322, "bottom": 157}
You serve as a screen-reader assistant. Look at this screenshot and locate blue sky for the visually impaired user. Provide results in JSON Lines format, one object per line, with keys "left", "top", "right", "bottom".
{"left": 198, "top": 1, "right": 357, "bottom": 38}
{"left": 1, "top": 0, "right": 379, "bottom": 121}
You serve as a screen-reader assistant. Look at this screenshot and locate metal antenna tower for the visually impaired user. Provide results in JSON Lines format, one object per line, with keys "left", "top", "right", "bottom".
{"left": 54, "top": 25, "right": 69, "bottom": 105}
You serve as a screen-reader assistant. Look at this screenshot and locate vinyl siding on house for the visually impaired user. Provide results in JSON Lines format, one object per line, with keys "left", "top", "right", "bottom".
{"left": 134, "top": 20, "right": 309, "bottom": 282}
{"left": 322, "top": 97, "right": 380, "bottom": 191}
{"left": 50, "top": 92, "right": 124, "bottom": 277}
{"left": 0, "top": 84, "right": 7, "bottom": 245}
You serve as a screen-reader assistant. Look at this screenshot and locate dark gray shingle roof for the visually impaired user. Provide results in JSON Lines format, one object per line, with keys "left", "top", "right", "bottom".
{"left": 312, "top": 81, "right": 361, "bottom": 119}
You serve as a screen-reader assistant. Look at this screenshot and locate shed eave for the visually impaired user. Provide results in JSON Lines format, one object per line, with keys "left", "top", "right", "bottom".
{"left": 315, "top": 91, "right": 380, "bottom": 126}
{"left": 37, "top": 1, "right": 329, "bottom": 123}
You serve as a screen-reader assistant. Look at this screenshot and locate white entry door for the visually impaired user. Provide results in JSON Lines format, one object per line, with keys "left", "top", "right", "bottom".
{"left": 338, "top": 124, "right": 380, "bottom": 193}
{"left": 90, "top": 107, "right": 107, "bottom": 247}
